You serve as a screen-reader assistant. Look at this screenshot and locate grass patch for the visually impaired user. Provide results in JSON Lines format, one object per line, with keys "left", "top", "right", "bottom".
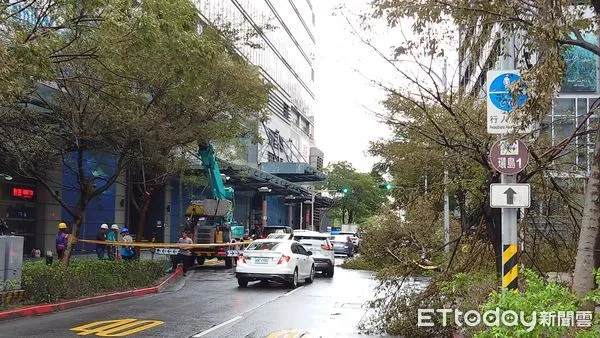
{"left": 341, "top": 255, "right": 381, "bottom": 271}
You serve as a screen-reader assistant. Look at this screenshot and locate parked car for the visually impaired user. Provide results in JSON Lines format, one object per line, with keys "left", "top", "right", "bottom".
{"left": 261, "top": 226, "right": 293, "bottom": 238}
{"left": 266, "top": 232, "right": 293, "bottom": 240}
{"left": 292, "top": 230, "right": 335, "bottom": 277}
{"left": 337, "top": 231, "right": 361, "bottom": 251}
{"left": 329, "top": 235, "right": 355, "bottom": 257}
{"left": 236, "top": 239, "right": 315, "bottom": 288}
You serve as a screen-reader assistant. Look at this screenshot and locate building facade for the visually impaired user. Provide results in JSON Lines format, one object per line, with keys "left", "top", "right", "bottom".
{"left": 195, "top": 0, "right": 321, "bottom": 167}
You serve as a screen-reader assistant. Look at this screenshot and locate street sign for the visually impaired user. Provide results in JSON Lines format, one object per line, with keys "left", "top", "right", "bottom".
{"left": 490, "top": 184, "right": 530, "bottom": 208}
{"left": 489, "top": 139, "right": 529, "bottom": 174}
{"left": 155, "top": 248, "right": 179, "bottom": 255}
{"left": 487, "top": 70, "right": 531, "bottom": 134}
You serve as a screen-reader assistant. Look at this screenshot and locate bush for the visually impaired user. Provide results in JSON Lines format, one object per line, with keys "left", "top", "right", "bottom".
{"left": 21, "top": 259, "right": 168, "bottom": 304}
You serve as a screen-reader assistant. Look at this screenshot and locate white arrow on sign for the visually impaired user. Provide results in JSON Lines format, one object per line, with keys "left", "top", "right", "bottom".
{"left": 490, "top": 183, "right": 531, "bottom": 208}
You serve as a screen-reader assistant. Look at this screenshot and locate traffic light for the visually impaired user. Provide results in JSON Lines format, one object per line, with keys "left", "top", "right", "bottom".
{"left": 341, "top": 187, "right": 349, "bottom": 195}
{"left": 379, "top": 182, "right": 394, "bottom": 191}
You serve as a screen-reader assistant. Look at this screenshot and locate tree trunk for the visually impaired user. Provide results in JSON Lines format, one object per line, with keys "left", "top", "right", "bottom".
{"left": 573, "top": 128, "right": 600, "bottom": 305}
{"left": 136, "top": 188, "right": 154, "bottom": 242}
{"left": 62, "top": 200, "right": 87, "bottom": 266}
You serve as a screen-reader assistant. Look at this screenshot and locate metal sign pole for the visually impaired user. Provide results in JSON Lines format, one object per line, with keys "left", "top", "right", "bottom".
{"left": 500, "top": 33, "right": 518, "bottom": 295}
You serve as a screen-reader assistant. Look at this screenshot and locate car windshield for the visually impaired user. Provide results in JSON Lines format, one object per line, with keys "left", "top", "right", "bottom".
{"left": 294, "top": 236, "right": 328, "bottom": 246}
{"left": 246, "top": 241, "right": 283, "bottom": 251}
{"left": 338, "top": 232, "right": 357, "bottom": 237}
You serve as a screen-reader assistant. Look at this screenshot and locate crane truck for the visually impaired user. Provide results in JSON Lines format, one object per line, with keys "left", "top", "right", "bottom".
{"left": 184, "top": 143, "right": 245, "bottom": 268}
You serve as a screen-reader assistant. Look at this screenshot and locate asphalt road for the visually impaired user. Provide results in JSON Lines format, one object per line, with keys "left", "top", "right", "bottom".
{"left": 0, "top": 257, "right": 381, "bottom": 337}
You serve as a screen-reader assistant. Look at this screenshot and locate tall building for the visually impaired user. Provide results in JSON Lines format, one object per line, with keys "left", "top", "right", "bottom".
{"left": 196, "top": 0, "right": 321, "bottom": 168}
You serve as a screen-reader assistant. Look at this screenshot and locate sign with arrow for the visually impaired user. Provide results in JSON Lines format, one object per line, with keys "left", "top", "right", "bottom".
{"left": 490, "top": 183, "right": 531, "bottom": 208}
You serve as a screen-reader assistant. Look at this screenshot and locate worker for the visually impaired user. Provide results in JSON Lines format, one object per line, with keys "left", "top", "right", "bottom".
{"left": 172, "top": 230, "right": 194, "bottom": 274}
{"left": 56, "top": 222, "right": 69, "bottom": 260}
{"left": 120, "top": 228, "right": 135, "bottom": 261}
{"left": 107, "top": 224, "right": 119, "bottom": 260}
{"left": 96, "top": 224, "right": 108, "bottom": 259}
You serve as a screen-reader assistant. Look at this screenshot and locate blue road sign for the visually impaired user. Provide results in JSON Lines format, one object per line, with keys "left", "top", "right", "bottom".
{"left": 489, "top": 73, "right": 527, "bottom": 112}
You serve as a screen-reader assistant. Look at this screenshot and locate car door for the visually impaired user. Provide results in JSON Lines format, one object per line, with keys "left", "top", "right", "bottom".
{"left": 291, "top": 243, "right": 308, "bottom": 277}
{"left": 295, "top": 244, "right": 311, "bottom": 277}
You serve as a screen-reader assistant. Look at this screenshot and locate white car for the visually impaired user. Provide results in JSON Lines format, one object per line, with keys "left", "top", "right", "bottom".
{"left": 236, "top": 239, "right": 315, "bottom": 288}
{"left": 292, "top": 230, "right": 335, "bottom": 277}
{"left": 338, "top": 231, "right": 361, "bottom": 251}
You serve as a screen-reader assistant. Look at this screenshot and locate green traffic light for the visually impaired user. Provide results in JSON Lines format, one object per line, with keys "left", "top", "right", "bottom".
{"left": 385, "top": 183, "right": 392, "bottom": 190}
{"left": 342, "top": 187, "right": 349, "bottom": 194}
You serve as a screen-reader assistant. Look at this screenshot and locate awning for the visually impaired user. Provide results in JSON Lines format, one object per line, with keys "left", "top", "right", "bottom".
{"left": 260, "top": 162, "right": 326, "bottom": 182}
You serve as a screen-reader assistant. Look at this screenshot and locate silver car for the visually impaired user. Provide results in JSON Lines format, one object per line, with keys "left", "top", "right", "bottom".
{"left": 329, "top": 235, "right": 355, "bottom": 257}
{"left": 293, "top": 231, "right": 335, "bottom": 277}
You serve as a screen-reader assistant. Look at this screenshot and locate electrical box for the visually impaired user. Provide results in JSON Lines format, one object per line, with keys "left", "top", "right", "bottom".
{"left": 0, "top": 236, "right": 24, "bottom": 291}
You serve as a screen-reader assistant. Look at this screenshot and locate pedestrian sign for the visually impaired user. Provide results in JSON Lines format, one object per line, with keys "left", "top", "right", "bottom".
{"left": 487, "top": 70, "right": 531, "bottom": 134}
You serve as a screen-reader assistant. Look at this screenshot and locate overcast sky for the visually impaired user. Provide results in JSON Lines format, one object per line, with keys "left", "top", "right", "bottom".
{"left": 312, "top": 2, "right": 457, "bottom": 173}
{"left": 312, "top": 1, "right": 392, "bottom": 173}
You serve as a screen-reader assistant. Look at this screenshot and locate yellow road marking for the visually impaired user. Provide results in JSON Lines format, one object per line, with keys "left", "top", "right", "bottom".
{"left": 204, "top": 259, "right": 222, "bottom": 265}
{"left": 266, "top": 329, "right": 309, "bottom": 338}
{"left": 70, "top": 319, "right": 164, "bottom": 337}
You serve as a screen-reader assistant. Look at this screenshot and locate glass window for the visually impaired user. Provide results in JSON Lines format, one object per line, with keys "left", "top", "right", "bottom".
{"left": 246, "top": 241, "right": 283, "bottom": 251}
{"left": 553, "top": 98, "right": 575, "bottom": 116}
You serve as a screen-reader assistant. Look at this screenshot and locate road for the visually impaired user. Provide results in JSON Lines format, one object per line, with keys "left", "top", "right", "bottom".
{"left": 0, "top": 257, "right": 381, "bottom": 337}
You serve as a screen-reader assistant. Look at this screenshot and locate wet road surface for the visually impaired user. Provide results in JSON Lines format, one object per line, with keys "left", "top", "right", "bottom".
{"left": 0, "top": 257, "right": 381, "bottom": 337}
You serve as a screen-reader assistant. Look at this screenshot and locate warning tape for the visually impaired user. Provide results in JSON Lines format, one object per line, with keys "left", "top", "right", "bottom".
{"left": 74, "top": 238, "right": 253, "bottom": 249}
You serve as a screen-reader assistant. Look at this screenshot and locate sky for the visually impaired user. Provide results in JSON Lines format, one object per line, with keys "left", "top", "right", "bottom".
{"left": 312, "top": 2, "right": 458, "bottom": 173}
{"left": 312, "top": 1, "right": 395, "bottom": 173}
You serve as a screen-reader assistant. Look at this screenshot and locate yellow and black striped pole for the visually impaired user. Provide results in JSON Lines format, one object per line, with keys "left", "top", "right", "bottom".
{"left": 502, "top": 244, "right": 518, "bottom": 292}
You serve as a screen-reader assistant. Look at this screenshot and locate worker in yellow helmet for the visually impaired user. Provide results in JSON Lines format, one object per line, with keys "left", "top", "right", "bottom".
{"left": 56, "top": 222, "right": 69, "bottom": 260}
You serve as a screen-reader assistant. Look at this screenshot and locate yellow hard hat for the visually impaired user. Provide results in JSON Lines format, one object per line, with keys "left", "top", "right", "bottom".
{"left": 58, "top": 222, "right": 68, "bottom": 229}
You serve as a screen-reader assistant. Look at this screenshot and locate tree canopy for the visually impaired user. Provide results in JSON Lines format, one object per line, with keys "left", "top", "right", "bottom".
{"left": 322, "top": 162, "right": 387, "bottom": 224}
{"left": 0, "top": 0, "right": 270, "bottom": 264}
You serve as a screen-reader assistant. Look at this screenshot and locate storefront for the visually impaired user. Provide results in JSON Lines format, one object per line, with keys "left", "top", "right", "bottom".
{"left": 0, "top": 178, "right": 37, "bottom": 253}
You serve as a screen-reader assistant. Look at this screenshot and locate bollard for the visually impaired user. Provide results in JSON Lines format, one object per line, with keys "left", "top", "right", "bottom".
{"left": 45, "top": 250, "right": 53, "bottom": 265}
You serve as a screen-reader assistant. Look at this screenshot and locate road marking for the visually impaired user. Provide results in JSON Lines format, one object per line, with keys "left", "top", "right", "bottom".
{"left": 191, "top": 284, "right": 305, "bottom": 336}
{"left": 70, "top": 319, "right": 164, "bottom": 336}
{"left": 266, "top": 329, "right": 301, "bottom": 338}
{"left": 192, "top": 316, "right": 243, "bottom": 337}
{"left": 284, "top": 286, "right": 304, "bottom": 296}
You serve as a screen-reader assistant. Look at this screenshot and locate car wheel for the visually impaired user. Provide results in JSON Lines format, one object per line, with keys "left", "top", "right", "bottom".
{"left": 290, "top": 268, "right": 299, "bottom": 288}
{"left": 225, "top": 257, "right": 234, "bottom": 269}
{"left": 325, "top": 264, "right": 334, "bottom": 278}
{"left": 305, "top": 265, "right": 315, "bottom": 284}
{"left": 196, "top": 256, "right": 205, "bottom": 266}
{"left": 237, "top": 278, "right": 248, "bottom": 288}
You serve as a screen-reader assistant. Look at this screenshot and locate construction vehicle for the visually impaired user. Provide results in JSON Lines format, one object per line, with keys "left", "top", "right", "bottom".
{"left": 184, "top": 143, "right": 245, "bottom": 268}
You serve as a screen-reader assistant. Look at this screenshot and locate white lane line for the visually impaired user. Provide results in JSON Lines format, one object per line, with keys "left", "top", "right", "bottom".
{"left": 192, "top": 285, "right": 305, "bottom": 337}
{"left": 284, "top": 286, "right": 304, "bottom": 296}
{"left": 192, "top": 316, "right": 243, "bottom": 337}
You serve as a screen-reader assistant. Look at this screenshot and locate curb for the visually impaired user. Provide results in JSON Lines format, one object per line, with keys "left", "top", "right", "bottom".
{"left": 0, "top": 265, "right": 183, "bottom": 321}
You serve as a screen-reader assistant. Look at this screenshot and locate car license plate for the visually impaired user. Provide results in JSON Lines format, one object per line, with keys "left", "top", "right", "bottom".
{"left": 255, "top": 258, "right": 269, "bottom": 264}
